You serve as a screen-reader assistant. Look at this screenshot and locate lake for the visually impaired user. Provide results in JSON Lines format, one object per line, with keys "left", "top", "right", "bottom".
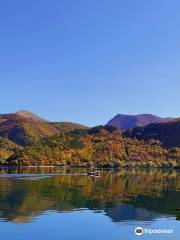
{"left": 0, "top": 167, "right": 179, "bottom": 240}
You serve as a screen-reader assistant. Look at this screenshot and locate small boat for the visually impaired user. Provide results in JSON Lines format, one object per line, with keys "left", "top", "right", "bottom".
{"left": 87, "top": 171, "right": 100, "bottom": 177}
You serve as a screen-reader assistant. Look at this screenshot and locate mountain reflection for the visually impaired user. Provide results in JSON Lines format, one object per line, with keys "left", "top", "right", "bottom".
{"left": 0, "top": 168, "right": 179, "bottom": 223}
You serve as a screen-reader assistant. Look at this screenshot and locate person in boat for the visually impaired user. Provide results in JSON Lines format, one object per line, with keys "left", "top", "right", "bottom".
{"left": 88, "top": 168, "right": 100, "bottom": 176}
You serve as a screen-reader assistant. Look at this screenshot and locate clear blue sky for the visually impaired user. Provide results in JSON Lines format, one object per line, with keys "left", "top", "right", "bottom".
{"left": 0, "top": 0, "right": 180, "bottom": 126}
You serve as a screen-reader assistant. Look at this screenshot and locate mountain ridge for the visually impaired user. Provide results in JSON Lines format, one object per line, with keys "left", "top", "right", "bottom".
{"left": 16, "top": 110, "right": 47, "bottom": 122}
{"left": 107, "top": 113, "right": 173, "bottom": 130}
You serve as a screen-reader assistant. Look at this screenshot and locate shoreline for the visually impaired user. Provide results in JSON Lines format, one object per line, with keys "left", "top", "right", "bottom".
{"left": 0, "top": 165, "right": 179, "bottom": 170}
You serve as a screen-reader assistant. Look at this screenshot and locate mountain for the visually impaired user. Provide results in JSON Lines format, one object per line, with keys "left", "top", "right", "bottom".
{"left": 0, "top": 111, "right": 88, "bottom": 147}
{"left": 125, "top": 119, "right": 180, "bottom": 148}
{"left": 107, "top": 114, "right": 173, "bottom": 130}
{"left": 0, "top": 110, "right": 179, "bottom": 168}
{"left": 16, "top": 110, "right": 47, "bottom": 122}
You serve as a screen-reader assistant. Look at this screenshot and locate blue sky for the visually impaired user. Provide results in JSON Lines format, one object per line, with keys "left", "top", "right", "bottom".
{"left": 0, "top": 0, "right": 180, "bottom": 126}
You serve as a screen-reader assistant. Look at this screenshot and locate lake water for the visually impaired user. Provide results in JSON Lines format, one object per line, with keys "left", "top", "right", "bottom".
{"left": 0, "top": 167, "right": 179, "bottom": 240}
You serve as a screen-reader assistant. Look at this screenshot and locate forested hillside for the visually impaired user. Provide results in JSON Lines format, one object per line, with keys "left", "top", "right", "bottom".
{"left": 0, "top": 111, "right": 87, "bottom": 164}
{"left": 125, "top": 119, "right": 180, "bottom": 148}
{"left": 6, "top": 126, "right": 180, "bottom": 168}
{"left": 0, "top": 111, "right": 179, "bottom": 168}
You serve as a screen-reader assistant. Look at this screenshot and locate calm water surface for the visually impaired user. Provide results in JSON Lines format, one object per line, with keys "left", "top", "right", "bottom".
{"left": 0, "top": 167, "right": 179, "bottom": 240}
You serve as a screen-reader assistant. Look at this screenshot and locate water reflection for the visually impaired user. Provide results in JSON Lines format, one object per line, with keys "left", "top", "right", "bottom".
{"left": 0, "top": 167, "right": 179, "bottom": 223}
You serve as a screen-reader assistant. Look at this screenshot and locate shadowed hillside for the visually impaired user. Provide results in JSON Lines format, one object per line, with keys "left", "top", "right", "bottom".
{"left": 125, "top": 119, "right": 180, "bottom": 148}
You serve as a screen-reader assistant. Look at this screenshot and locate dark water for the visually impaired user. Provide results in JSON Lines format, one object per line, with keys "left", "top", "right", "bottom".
{"left": 0, "top": 167, "right": 179, "bottom": 240}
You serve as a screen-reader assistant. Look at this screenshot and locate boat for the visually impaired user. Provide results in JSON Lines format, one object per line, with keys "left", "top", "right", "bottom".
{"left": 87, "top": 170, "right": 100, "bottom": 177}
